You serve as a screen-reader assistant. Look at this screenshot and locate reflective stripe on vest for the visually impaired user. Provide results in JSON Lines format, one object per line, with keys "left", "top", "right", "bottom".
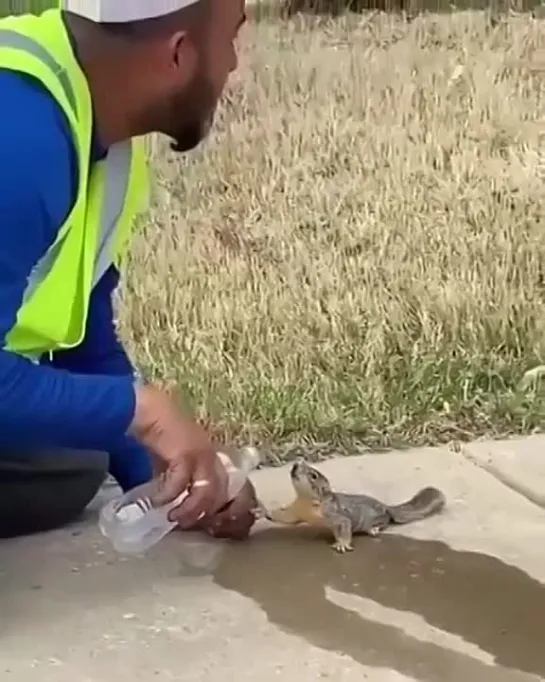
{"left": 0, "top": 29, "right": 132, "bottom": 302}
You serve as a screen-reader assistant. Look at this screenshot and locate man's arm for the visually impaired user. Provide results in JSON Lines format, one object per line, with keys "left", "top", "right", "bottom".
{"left": 0, "top": 70, "right": 136, "bottom": 453}
{"left": 43, "top": 265, "right": 154, "bottom": 492}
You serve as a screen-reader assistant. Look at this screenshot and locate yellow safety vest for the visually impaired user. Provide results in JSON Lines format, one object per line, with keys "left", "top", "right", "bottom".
{"left": 0, "top": 9, "right": 149, "bottom": 359}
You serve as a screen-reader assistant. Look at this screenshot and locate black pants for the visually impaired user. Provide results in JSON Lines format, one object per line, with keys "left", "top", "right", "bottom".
{"left": 0, "top": 449, "right": 109, "bottom": 538}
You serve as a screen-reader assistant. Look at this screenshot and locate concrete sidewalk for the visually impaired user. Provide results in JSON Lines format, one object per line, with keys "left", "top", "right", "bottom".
{"left": 1, "top": 437, "right": 545, "bottom": 682}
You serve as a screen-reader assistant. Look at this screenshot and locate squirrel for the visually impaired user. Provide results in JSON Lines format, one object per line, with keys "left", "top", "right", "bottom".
{"left": 256, "top": 457, "right": 446, "bottom": 554}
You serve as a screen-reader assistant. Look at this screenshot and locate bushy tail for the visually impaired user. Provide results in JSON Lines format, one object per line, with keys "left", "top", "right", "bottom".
{"left": 387, "top": 487, "right": 446, "bottom": 524}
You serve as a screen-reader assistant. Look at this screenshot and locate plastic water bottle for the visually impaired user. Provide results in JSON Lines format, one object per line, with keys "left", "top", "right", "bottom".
{"left": 98, "top": 447, "right": 261, "bottom": 560}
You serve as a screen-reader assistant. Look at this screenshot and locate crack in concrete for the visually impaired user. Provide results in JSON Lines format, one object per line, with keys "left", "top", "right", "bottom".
{"left": 458, "top": 447, "right": 545, "bottom": 511}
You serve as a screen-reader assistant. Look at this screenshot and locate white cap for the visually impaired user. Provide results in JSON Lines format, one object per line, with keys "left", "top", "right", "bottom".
{"left": 63, "top": 0, "right": 200, "bottom": 23}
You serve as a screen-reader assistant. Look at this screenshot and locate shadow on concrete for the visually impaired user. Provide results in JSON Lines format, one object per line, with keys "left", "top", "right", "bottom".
{"left": 214, "top": 526, "right": 545, "bottom": 682}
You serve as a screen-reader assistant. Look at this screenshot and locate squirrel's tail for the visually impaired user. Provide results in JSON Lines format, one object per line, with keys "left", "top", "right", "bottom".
{"left": 387, "top": 487, "right": 446, "bottom": 524}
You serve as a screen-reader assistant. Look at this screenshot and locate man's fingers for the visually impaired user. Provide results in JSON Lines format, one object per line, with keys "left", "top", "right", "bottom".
{"left": 151, "top": 464, "right": 190, "bottom": 508}
{"left": 170, "top": 454, "right": 228, "bottom": 528}
{"left": 169, "top": 478, "right": 219, "bottom": 529}
{"left": 170, "top": 485, "right": 214, "bottom": 529}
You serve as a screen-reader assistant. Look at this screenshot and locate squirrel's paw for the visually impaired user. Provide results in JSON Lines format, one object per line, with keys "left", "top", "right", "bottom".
{"left": 250, "top": 501, "right": 270, "bottom": 521}
{"left": 332, "top": 539, "right": 354, "bottom": 554}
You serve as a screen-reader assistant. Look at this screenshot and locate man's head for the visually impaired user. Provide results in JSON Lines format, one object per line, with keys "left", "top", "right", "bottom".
{"left": 66, "top": 0, "right": 246, "bottom": 151}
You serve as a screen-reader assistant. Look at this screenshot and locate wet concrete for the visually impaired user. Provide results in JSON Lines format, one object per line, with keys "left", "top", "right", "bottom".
{"left": 214, "top": 526, "right": 545, "bottom": 682}
{"left": 3, "top": 446, "right": 545, "bottom": 682}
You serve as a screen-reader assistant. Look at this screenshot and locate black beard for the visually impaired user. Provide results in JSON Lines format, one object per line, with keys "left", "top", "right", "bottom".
{"left": 169, "top": 111, "right": 215, "bottom": 154}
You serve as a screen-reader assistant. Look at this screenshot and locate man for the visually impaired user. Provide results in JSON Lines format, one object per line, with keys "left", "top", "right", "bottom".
{"left": 0, "top": 0, "right": 257, "bottom": 541}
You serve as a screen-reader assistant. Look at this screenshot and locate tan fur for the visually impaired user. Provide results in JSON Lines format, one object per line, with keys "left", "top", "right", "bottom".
{"left": 264, "top": 457, "right": 446, "bottom": 553}
{"left": 267, "top": 497, "right": 325, "bottom": 526}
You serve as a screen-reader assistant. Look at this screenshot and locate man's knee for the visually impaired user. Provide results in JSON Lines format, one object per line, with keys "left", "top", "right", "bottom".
{"left": 0, "top": 449, "right": 109, "bottom": 538}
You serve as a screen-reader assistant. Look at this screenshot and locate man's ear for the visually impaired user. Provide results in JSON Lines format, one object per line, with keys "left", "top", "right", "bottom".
{"left": 168, "top": 30, "right": 192, "bottom": 69}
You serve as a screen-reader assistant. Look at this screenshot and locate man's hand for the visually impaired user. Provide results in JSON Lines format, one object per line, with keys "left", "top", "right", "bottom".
{"left": 193, "top": 479, "right": 259, "bottom": 540}
{"left": 128, "top": 384, "right": 228, "bottom": 529}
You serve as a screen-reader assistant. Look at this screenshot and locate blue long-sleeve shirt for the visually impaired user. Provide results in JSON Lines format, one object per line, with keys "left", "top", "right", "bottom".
{"left": 0, "top": 68, "right": 153, "bottom": 491}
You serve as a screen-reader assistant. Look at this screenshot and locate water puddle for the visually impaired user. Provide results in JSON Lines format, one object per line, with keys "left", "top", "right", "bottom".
{"left": 213, "top": 527, "right": 545, "bottom": 681}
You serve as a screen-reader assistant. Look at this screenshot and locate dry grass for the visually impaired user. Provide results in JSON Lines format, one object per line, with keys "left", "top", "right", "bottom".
{"left": 117, "top": 9, "right": 545, "bottom": 458}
